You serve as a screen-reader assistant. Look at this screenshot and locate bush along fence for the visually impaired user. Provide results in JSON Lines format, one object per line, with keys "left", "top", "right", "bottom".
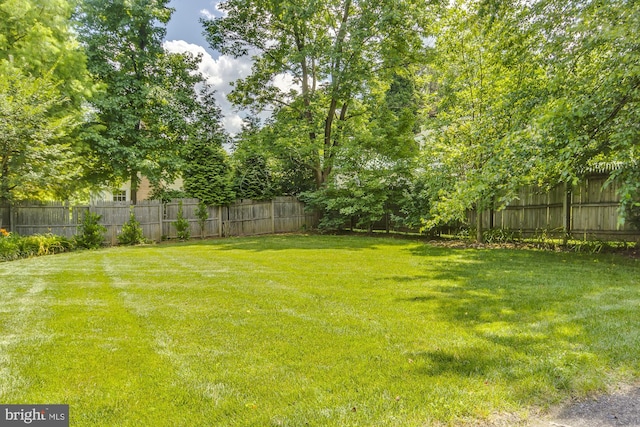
{"left": 0, "top": 197, "right": 318, "bottom": 246}
{"left": 469, "top": 174, "right": 640, "bottom": 242}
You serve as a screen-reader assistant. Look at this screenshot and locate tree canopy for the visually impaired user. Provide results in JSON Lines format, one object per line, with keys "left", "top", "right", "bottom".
{"left": 0, "top": 0, "right": 91, "bottom": 201}
{"left": 202, "top": 0, "right": 438, "bottom": 189}
{"left": 528, "top": 0, "right": 640, "bottom": 217}
{"left": 2, "top": 0, "right": 638, "bottom": 238}
{"left": 77, "top": 0, "right": 212, "bottom": 202}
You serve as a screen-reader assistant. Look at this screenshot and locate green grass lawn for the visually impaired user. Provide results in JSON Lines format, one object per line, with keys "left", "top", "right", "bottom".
{"left": 1, "top": 235, "right": 639, "bottom": 426}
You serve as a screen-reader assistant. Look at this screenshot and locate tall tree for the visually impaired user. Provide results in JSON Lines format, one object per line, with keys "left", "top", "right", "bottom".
{"left": 421, "top": 1, "right": 546, "bottom": 241}
{"left": 183, "top": 142, "right": 235, "bottom": 206}
{"left": 182, "top": 86, "right": 235, "bottom": 206}
{"left": 527, "top": 0, "right": 640, "bottom": 221}
{"left": 232, "top": 116, "right": 317, "bottom": 196}
{"left": 233, "top": 152, "right": 274, "bottom": 201}
{"left": 0, "top": 0, "right": 90, "bottom": 201}
{"left": 0, "top": 0, "right": 90, "bottom": 108}
{"left": 203, "top": 0, "right": 438, "bottom": 189}
{"left": 302, "top": 70, "right": 423, "bottom": 232}
{"left": 78, "top": 0, "right": 203, "bottom": 203}
{"left": 230, "top": 117, "right": 275, "bottom": 201}
{"left": 0, "top": 65, "right": 80, "bottom": 201}
{"left": 0, "top": 0, "right": 91, "bottom": 201}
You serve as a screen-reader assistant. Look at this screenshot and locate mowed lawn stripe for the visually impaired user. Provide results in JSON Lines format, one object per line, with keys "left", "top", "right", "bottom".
{"left": 2, "top": 251, "right": 203, "bottom": 426}
{"left": 0, "top": 235, "right": 638, "bottom": 426}
{"left": 122, "top": 242, "right": 403, "bottom": 425}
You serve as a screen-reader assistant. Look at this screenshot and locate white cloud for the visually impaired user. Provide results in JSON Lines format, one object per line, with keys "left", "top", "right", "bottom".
{"left": 200, "top": 2, "right": 227, "bottom": 20}
{"left": 223, "top": 115, "right": 245, "bottom": 134}
{"left": 214, "top": 2, "right": 228, "bottom": 18}
{"left": 273, "top": 73, "right": 298, "bottom": 94}
{"left": 163, "top": 39, "right": 300, "bottom": 138}
{"left": 164, "top": 40, "right": 252, "bottom": 136}
{"left": 199, "top": 9, "right": 216, "bottom": 20}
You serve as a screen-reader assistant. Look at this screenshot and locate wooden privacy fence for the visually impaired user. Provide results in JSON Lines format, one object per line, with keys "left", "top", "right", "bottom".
{"left": 470, "top": 174, "right": 640, "bottom": 241}
{"left": 0, "top": 197, "right": 317, "bottom": 245}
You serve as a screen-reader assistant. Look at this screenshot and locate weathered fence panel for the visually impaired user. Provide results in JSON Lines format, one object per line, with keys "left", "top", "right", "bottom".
{"left": 13, "top": 202, "right": 85, "bottom": 238}
{"left": 162, "top": 199, "right": 223, "bottom": 239}
{"left": 225, "top": 199, "right": 272, "bottom": 236}
{"left": 91, "top": 200, "right": 163, "bottom": 245}
{"left": 274, "top": 196, "right": 317, "bottom": 232}
{"left": 161, "top": 197, "right": 315, "bottom": 240}
{"left": 0, "top": 204, "right": 11, "bottom": 230}
{"left": 570, "top": 176, "right": 624, "bottom": 239}
{"left": 3, "top": 197, "right": 315, "bottom": 244}
{"left": 471, "top": 175, "right": 640, "bottom": 241}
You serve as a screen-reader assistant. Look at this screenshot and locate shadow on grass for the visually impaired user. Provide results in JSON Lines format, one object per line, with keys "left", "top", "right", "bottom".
{"left": 393, "top": 247, "right": 640, "bottom": 403}
{"left": 159, "top": 233, "right": 424, "bottom": 252}
{"left": 409, "top": 348, "right": 505, "bottom": 377}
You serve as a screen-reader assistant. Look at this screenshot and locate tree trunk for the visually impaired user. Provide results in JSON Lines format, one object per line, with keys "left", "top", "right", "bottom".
{"left": 489, "top": 208, "right": 494, "bottom": 230}
{"left": 476, "top": 205, "right": 484, "bottom": 243}
{"left": 130, "top": 172, "right": 139, "bottom": 205}
{"left": 314, "top": 0, "right": 351, "bottom": 190}
{"left": 0, "top": 156, "right": 10, "bottom": 204}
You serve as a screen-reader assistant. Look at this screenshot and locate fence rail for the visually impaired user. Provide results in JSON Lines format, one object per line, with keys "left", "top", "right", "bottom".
{"left": 0, "top": 197, "right": 317, "bottom": 244}
{"left": 470, "top": 175, "right": 640, "bottom": 241}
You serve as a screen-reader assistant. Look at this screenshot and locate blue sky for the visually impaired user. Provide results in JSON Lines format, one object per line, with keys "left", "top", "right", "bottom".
{"left": 163, "top": 1, "right": 293, "bottom": 135}
{"left": 166, "top": 0, "right": 218, "bottom": 57}
{"left": 164, "top": 1, "right": 252, "bottom": 135}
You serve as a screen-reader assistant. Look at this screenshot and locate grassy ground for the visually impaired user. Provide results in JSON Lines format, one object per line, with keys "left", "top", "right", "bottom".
{"left": 1, "top": 234, "right": 638, "bottom": 426}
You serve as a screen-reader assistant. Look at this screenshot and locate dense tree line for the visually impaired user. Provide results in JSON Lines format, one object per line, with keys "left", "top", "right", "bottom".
{"left": 215, "top": 0, "right": 640, "bottom": 238}
{"left": 1, "top": 0, "right": 638, "bottom": 240}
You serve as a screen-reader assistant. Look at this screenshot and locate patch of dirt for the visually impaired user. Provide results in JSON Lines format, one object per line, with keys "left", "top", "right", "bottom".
{"left": 446, "top": 384, "right": 640, "bottom": 427}
{"left": 528, "top": 384, "right": 640, "bottom": 427}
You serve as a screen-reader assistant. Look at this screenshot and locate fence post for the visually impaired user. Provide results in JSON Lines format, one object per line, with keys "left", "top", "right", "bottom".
{"left": 563, "top": 182, "right": 572, "bottom": 245}
{"left": 546, "top": 192, "right": 550, "bottom": 228}
{"left": 9, "top": 203, "right": 14, "bottom": 233}
{"left": 271, "top": 199, "right": 276, "bottom": 234}
{"left": 218, "top": 205, "right": 222, "bottom": 237}
{"left": 158, "top": 202, "right": 164, "bottom": 242}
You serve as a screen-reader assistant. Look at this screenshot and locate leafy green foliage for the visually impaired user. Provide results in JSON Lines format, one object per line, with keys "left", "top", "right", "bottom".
{"left": 0, "top": 232, "right": 75, "bottom": 261}
{"left": 526, "top": 0, "right": 640, "bottom": 193}
{"left": 195, "top": 201, "right": 209, "bottom": 238}
{"left": 204, "top": 0, "right": 437, "bottom": 189}
{"left": 117, "top": 208, "right": 146, "bottom": 245}
{"left": 624, "top": 198, "right": 640, "bottom": 231}
{"left": 233, "top": 153, "right": 274, "bottom": 201}
{"left": 0, "top": 0, "right": 90, "bottom": 107}
{"left": 232, "top": 118, "right": 317, "bottom": 196}
{"left": 420, "top": 2, "right": 546, "bottom": 241}
{"left": 173, "top": 201, "right": 190, "bottom": 240}
{"left": 303, "top": 150, "right": 412, "bottom": 232}
{"left": 148, "top": 187, "right": 187, "bottom": 204}
{"left": 183, "top": 141, "right": 235, "bottom": 206}
{"left": 0, "top": 64, "right": 81, "bottom": 201}
{"left": 482, "top": 228, "right": 522, "bottom": 244}
{"left": 395, "top": 174, "right": 433, "bottom": 231}
{"left": 75, "top": 212, "right": 106, "bottom": 249}
{"left": 196, "top": 201, "right": 209, "bottom": 239}
{"left": 0, "top": 0, "right": 90, "bottom": 201}
{"left": 78, "top": 0, "right": 209, "bottom": 202}
{"left": 180, "top": 87, "right": 234, "bottom": 205}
